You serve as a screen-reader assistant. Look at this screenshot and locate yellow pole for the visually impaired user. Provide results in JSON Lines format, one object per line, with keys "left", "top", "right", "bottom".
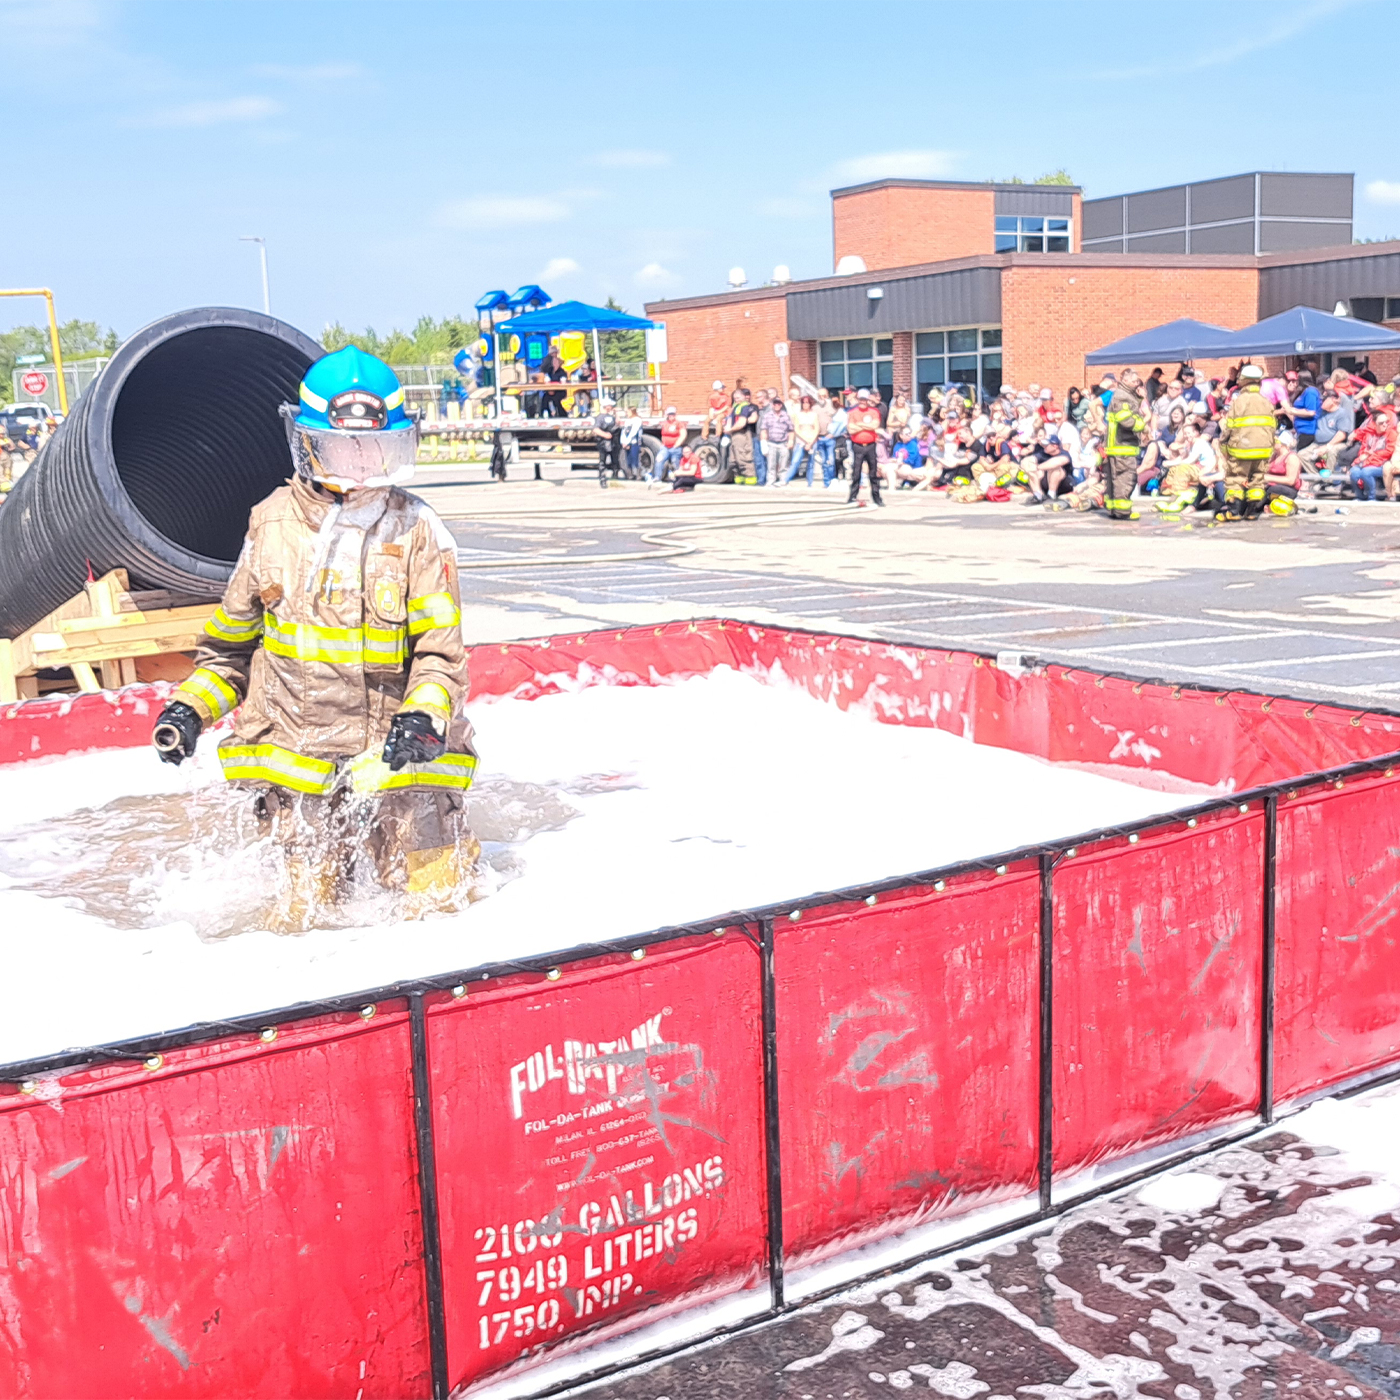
{"left": 0, "top": 287, "right": 69, "bottom": 415}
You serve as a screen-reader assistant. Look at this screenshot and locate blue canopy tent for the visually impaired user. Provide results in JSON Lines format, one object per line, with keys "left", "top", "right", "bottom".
{"left": 491, "top": 300, "right": 658, "bottom": 416}
{"left": 493, "top": 299, "right": 657, "bottom": 335}
{"left": 1084, "top": 318, "right": 1238, "bottom": 366}
{"left": 1215, "top": 304, "right": 1400, "bottom": 358}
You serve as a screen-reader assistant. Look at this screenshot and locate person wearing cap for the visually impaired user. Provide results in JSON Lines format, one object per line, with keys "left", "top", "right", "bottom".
{"left": 1219, "top": 365, "right": 1275, "bottom": 519}
{"left": 1103, "top": 367, "right": 1148, "bottom": 520}
{"left": 593, "top": 396, "right": 620, "bottom": 489}
{"left": 651, "top": 406, "right": 686, "bottom": 485}
{"left": 705, "top": 380, "right": 728, "bottom": 438}
{"left": 845, "top": 389, "right": 884, "bottom": 506}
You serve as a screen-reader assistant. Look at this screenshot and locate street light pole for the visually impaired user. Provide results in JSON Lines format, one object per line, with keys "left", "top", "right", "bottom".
{"left": 239, "top": 236, "right": 270, "bottom": 315}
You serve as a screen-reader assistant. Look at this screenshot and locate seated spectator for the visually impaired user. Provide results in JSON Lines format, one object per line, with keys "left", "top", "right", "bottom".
{"left": 1348, "top": 399, "right": 1399, "bottom": 500}
{"left": 650, "top": 406, "right": 686, "bottom": 484}
{"left": 704, "top": 380, "right": 728, "bottom": 437}
{"left": 1179, "top": 368, "right": 1207, "bottom": 415}
{"left": 1139, "top": 406, "right": 1188, "bottom": 491}
{"left": 1264, "top": 430, "right": 1310, "bottom": 514}
{"left": 892, "top": 426, "right": 940, "bottom": 489}
{"left": 1185, "top": 425, "right": 1225, "bottom": 511}
{"left": 1066, "top": 385, "right": 1090, "bottom": 428}
{"left": 1299, "top": 389, "right": 1355, "bottom": 486}
{"left": 1022, "top": 424, "right": 1073, "bottom": 504}
{"left": 669, "top": 442, "right": 703, "bottom": 492}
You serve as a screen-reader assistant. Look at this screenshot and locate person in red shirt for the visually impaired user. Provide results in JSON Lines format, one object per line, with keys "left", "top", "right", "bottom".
{"left": 650, "top": 406, "right": 687, "bottom": 484}
{"left": 1348, "top": 400, "right": 1398, "bottom": 500}
{"left": 845, "top": 388, "right": 884, "bottom": 506}
{"left": 704, "top": 380, "right": 728, "bottom": 436}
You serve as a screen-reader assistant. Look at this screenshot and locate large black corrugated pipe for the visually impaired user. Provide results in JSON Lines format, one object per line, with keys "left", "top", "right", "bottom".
{"left": 0, "top": 307, "right": 323, "bottom": 638}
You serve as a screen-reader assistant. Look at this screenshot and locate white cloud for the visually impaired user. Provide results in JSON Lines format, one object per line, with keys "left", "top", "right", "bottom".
{"left": 592, "top": 149, "right": 670, "bottom": 169}
{"left": 634, "top": 262, "right": 678, "bottom": 288}
{"left": 833, "top": 149, "right": 957, "bottom": 182}
{"left": 1366, "top": 180, "right": 1400, "bottom": 206}
{"left": 435, "top": 195, "right": 571, "bottom": 230}
{"left": 540, "top": 257, "right": 580, "bottom": 280}
{"left": 252, "top": 62, "right": 364, "bottom": 82}
{"left": 1104, "top": 0, "right": 1355, "bottom": 78}
{"left": 131, "top": 96, "right": 282, "bottom": 128}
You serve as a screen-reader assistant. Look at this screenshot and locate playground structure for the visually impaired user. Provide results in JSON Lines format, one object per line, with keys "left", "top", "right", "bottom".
{"left": 3, "top": 619, "right": 1400, "bottom": 1397}
{"left": 426, "top": 286, "right": 727, "bottom": 483}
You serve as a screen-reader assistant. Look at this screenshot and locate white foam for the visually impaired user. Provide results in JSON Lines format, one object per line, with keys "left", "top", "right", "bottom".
{"left": 0, "top": 669, "right": 1185, "bottom": 1067}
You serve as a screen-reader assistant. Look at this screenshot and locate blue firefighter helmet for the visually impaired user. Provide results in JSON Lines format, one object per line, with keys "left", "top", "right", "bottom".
{"left": 283, "top": 344, "right": 418, "bottom": 490}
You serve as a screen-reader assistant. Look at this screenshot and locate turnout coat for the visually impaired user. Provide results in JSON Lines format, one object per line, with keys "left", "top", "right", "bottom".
{"left": 174, "top": 475, "right": 476, "bottom": 796}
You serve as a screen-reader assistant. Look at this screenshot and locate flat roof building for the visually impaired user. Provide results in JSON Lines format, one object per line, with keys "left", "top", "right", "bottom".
{"left": 645, "top": 173, "right": 1399, "bottom": 411}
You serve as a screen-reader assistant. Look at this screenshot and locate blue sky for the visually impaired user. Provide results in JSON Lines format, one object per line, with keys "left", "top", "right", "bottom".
{"left": 4, "top": 0, "right": 1395, "bottom": 341}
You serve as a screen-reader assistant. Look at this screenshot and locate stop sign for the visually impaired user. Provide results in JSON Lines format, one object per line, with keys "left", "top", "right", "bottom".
{"left": 20, "top": 371, "right": 48, "bottom": 397}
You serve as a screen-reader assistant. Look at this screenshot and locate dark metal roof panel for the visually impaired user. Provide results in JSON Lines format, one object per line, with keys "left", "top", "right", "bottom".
{"left": 785, "top": 267, "right": 1002, "bottom": 339}
{"left": 1259, "top": 172, "right": 1353, "bottom": 219}
{"left": 994, "top": 188, "right": 1075, "bottom": 216}
{"left": 1259, "top": 248, "right": 1400, "bottom": 316}
{"left": 1081, "top": 197, "right": 1124, "bottom": 240}
{"left": 1189, "top": 175, "right": 1255, "bottom": 223}
{"left": 1125, "top": 185, "right": 1188, "bottom": 234}
{"left": 1259, "top": 220, "right": 1353, "bottom": 254}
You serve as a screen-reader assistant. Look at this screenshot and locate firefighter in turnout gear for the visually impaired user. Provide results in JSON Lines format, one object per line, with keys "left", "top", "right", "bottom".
{"left": 1103, "top": 369, "right": 1147, "bottom": 520}
{"left": 1218, "top": 364, "right": 1275, "bottom": 520}
{"left": 151, "top": 346, "right": 479, "bottom": 930}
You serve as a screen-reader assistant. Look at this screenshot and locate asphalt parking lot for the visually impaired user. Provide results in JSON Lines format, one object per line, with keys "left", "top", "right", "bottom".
{"left": 417, "top": 469, "right": 1400, "bottom": 711}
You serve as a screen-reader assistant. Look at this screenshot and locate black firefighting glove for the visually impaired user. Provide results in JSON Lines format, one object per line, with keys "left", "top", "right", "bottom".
{"left": 382, "top": 710, "right": 446, "bottom": 771}
{"left": 152, "top": 701, "right": 202, "bottom": 765}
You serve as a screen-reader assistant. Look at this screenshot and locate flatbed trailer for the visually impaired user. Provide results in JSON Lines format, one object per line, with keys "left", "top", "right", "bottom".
{"left": 416, "top": 412, "right": 731, "bottom": 483}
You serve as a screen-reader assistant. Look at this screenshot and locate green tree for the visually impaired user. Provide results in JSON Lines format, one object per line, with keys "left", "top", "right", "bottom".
{"left": 319, "top": 314, "right": 480, "bottom": 364}
{"left": 1035, "top": 169, "right": 1075, "bottom": 186}
{"left": 599, "top": 296, "right": 647, "bottom": 368}
{"left": 0, "top": 319, "right": 118, "bottom": 399}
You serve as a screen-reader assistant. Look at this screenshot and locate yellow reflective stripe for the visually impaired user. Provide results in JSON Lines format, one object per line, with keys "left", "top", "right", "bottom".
{"left": 299, "top": 382, "right": 329, "bottom": 413}
{"left": 1226, "top": 416, "right": 1275, "bottom": 428}
{"left": 384, "top": 386, "right": 405, "bottom": 409}
{"left": 347, "top": 748, "right": 476, "bottom": 794}
{"left": 177, "top": 667, "right": 239, "bottom": 720}
{"left": 406, "top": 591, "right": 460, "bottom": 637}
{"left": 372, "top": 752, "right": 477, "bottom": 792}
{"left": 260, "top": 615, "right": 407, "bottom": 665}
{"left": 404, "top": 682, "right": 452, "bottom": 713}
{"left": 1228, "top": 449, "right": 1273, "bottom": 459}
{"left": 204, "top": 607, "right": 263, "bottom": 644}
{"left": 364, "top": 625, "right": 408, "bottom": 660}
{"left": 219, "top": 744, "right": 336, "bottom": 794}
{"left": 1245, "top": 487, "right": 1266, "bottom": 499}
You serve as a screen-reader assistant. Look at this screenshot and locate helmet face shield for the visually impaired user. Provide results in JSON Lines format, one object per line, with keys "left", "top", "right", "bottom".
{"left": 282, "top": 404, "right": 419, "bottom": 490}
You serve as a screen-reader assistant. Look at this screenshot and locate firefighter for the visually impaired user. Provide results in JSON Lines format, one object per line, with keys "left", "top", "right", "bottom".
{"left": 150, "top": 346, "right": 478, "bottom": 931}
{"left": 1103, "top": 369, "right": 1147, "bottom": 521}
{"left": 1218, "top": 364, "right": 1275, "bottom": 520}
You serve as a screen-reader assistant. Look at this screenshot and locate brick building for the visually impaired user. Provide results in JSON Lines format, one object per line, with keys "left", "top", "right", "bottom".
{"left": 645, "top": 173, "right": 1400, "bottom": 411}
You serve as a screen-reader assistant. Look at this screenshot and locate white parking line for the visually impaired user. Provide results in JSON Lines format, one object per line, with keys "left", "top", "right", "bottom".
{"left": 1187, "top": 648, "right": 1400, "bottom": 673}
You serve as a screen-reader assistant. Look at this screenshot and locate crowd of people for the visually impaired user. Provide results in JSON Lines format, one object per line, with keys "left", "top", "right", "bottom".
{"left": 697, "top": 362, "right": 1400, "bottom": 517}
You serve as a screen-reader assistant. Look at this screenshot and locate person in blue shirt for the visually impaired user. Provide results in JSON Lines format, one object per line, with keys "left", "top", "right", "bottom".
{"left": 1285, "top": 370, "right": 1321, "bottom": 448}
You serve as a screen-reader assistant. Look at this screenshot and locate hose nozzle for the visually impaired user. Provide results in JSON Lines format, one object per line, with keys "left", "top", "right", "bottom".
{"left": 152, "top": 722, "right": 184, "bottom": 753}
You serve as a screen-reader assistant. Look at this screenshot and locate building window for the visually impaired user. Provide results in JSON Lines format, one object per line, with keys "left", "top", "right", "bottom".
{"left": 914, "top": 328, "right": 1003, "bottom": 406}
{"left": 1351, "top": 297, "right": 1400, "bottom": 324}
{"left": 995, "top": 215, "right": 1071, "bottom": 254}
{"left": 819, "top": 337, "right": 895, "bottom": 401}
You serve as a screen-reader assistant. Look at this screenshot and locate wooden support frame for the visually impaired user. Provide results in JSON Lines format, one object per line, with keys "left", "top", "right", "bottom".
{"left": 0, "top": 570, "right": 214, "bottom": 702}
